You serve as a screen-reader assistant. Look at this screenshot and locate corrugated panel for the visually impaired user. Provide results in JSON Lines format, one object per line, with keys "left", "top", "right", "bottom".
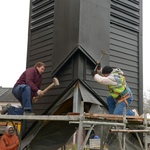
{"left": 110, "top": 0, "right": 141, "bottom": 108}
{"left": 110, "top": 0, "right": 140, "bottom": 31}
{"left": 28, "top": 0, "right": 54, "bottom": 64}
{"left": 0, "top": 88, "right": 17, "bottom": 102}
{"left": 0, "top": 88, "right": 8, "bottom": 97}
{"left": 31, "top": 0, "right": 54, "bottom": 31}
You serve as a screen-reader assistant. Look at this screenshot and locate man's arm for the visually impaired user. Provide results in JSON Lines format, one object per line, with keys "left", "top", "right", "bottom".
{"left": 93, "top": 74, "right": 117, "bottom": 85}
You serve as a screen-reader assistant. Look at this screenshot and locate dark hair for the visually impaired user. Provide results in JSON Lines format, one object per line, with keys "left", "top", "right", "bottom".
{"left": 34, "top": 62, "right": 46, "bottom": 68}
{"left": 102, "top": 66, "right": 113, "bottom": 74}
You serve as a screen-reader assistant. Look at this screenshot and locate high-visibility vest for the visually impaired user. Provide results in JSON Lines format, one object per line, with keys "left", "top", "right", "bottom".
{"left": 108, "top": 73, "right": 127, "bottom": 99}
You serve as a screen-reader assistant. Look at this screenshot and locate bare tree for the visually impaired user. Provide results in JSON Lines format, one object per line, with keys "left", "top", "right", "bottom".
{"left": 143, "top": 88, "right": 150, "bottom": 113}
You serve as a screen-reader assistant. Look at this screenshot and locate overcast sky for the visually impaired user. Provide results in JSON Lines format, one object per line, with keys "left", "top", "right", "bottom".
{"left": 0, "top": 1, "right": 30, "bottom": 88}
{"left": 143, "top": 1, "right": 150, "bottom": 90}
{"left": 0, "top": 1, "right": 149, "bottom": 90}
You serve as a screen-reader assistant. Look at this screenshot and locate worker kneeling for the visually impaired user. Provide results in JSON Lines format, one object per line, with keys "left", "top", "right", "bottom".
{"left": 91, "top": 65, "right": 136, "bottom": 116}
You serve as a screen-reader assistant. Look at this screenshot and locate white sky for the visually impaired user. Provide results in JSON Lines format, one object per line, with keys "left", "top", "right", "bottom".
{"left": 0, "top": 1, "right": 30, "bottom": 88}
{"left": 143, "top": 1, "right": 150, "bottom": 90}
{"left": 0, "top": 1, "right": 149, "bottom": 90}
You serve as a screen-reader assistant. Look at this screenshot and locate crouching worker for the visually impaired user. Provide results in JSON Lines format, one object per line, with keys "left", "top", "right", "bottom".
{"left": 0, "top": 125, "right": 19, "bottom": 150}
{"left": 1, "top": 62, "right": 46, "bottom": 115}
{"left": 91, "top": 64, "right": 136, "bottom": 116}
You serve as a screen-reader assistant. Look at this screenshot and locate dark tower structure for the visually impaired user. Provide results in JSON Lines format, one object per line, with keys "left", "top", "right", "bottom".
{"left": 22, "top": 0, "right": 142, "bottom": 149}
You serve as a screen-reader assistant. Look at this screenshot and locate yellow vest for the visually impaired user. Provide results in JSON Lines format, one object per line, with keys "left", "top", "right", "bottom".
{"left": 108, "top": 73, "right": 126, "bottom": 99}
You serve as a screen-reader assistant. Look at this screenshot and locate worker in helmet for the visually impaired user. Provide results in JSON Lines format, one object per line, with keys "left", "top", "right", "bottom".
{"left": 91, "top": 64, "right": 138, "bottom": 116}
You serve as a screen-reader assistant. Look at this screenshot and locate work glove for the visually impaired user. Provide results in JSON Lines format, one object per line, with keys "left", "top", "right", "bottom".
{"left": 91, "top": 70, "right": 97, "bottom": 77}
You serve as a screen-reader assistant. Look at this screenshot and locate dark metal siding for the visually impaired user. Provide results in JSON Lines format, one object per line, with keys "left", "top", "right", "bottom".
{"left": 27, "top": 0, "right": 55, "bottom": 101}
{"left": 79, "top": 0, "right": 110, "bottom": 63}
{"left": 109, "top": 0, "right": 142, "bottom": 111}
{"left": 52, "top": 0, "right": 80, "bottom": 73}
{"left": 27, "top": 0, "right": 143, "bottom": 116}
{"left": 25, "top": 0, "right": 143, "bottom": 138}
{"left": 85, "top": 0, "right": 142, "bottom": 113}
{"left": 24, "top": 0, "right": 56, "bottom": 133}
{"left": 27, "top": 0, "right": 54, "bottom": 69}
{"left": 84, "top": 0, "right": 110, "bottom": 105}
{"left": 78, "top": 0, "right": 111, "bottom": 107}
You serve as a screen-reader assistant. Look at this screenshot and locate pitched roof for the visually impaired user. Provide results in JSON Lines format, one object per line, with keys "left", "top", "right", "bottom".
{"left": 0, "top": 86, "right": 17, "bottom": 102}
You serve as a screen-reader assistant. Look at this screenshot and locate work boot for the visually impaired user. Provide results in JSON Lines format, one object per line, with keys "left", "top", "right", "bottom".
{"left": 23, "top": 110, "right": 35, "bottom": 115}
{"left": 1, "top": 104, "right": 12, "bottom": 114}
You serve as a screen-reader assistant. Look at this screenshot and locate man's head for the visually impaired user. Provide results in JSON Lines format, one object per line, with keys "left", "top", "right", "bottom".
{"left": 6, "top": 125, "right": 15, "bottom": 136}
{"left": 34, "top": 62, "right": 46, "bottom": 74}
{"left": 102, "top": 66, "right": 113, "bottom": 77}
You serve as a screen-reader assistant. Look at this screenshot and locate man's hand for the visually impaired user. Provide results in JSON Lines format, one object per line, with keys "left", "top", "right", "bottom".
{"left": 96, "top": 62, "right": 101, "bottom": 70}
{"left": 32, "top": 96, "right": 39, "bottom": 103}
{"left": 37, "top": 90, "right": 45, "bottom": 96}
{"left": 91, "top": 70, "right": 97, "bottom": 76}
{"left": 33, "top": 90, "right": 45, "bottom": 103}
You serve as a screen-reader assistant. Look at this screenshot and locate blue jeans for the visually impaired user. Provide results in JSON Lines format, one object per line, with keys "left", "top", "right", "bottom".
{"left": 8, "top": 106, "right": 24, "bottom": 115}
{"left": 107, "top": 95, "right": 134, "bottom": 116}
{"left": 11, "top": 84, "right": 33, "bottom": 115}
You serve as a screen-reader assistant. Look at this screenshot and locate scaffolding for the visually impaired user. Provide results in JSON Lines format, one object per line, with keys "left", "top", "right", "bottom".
{"left": 0, "top": 110, "right": 150, "bottom": 150}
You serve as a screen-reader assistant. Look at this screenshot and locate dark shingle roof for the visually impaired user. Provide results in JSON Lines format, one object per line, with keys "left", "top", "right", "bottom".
{"left": 0, "top": 86, "right": 17, "bottom": 102}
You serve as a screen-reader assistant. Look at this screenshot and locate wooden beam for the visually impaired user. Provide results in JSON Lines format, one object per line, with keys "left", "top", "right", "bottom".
{"left": 0, "top": 115, "right": 81, "bottom": 121}
{"left": 110, "top": 129, "right": 150, "bottom": 133}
